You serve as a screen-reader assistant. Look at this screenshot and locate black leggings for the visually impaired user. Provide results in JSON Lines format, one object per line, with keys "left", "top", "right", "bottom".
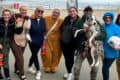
{"left": 61, "top": 41, "right": 75, "bottom": 73}
{"left": 28, "top": 42, "right": 41, "bottom": 71}
{"left": 0, "top": 68, "right": 10, "bottom": 78}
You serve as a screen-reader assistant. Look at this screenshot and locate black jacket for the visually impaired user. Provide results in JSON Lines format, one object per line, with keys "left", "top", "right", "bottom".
{"left": 29, "top": 18, "right": 46, "bottom": 46}
{"left": 0, "top": 17, "right": 23, "bottom": 38}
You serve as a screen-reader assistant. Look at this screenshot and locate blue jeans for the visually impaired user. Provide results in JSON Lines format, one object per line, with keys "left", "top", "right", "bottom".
{"left": 102, "top": 58, "right": 115, "bottom": 80}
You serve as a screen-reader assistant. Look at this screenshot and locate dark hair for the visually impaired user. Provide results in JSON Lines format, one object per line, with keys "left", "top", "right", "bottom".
{"left": 115, "top": 14, "right": 120, "bottom": 26}
{"left": 83, "top": 6, "right": 93, "bottom": 12}
{"left": 11, "top": 13, "right": 22, "bottom": 20}
{"left": 2, "top": 9, "right": 11, "bottom": 15}
{"left": 68, "top": 6, "right": 78, "bottom": 12}
{"left": 14, "top": 14, "right": 22, "bottom": 19}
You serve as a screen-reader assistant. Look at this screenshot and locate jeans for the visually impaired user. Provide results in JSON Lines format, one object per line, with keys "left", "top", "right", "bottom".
{"left": 102, "top": 58, "right": 115, "bottom": 80}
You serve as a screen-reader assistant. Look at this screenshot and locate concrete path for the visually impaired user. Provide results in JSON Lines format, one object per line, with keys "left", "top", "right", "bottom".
{"left": 7, "top": 45, "right": 118, "bottom": 80}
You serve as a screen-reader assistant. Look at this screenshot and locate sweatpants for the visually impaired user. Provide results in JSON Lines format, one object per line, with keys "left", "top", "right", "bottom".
{"left": 9, "top": 38, "right": 25, "bottom": 75}
{"left": 28, "top": 42, "right": 41, "bottom": 71}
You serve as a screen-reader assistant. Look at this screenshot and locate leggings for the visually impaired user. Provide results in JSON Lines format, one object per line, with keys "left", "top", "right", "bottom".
{"left": 28, "top": 42, "right": 41, "bottom": 71}
{"left": 61, "top": 41, "right": 75, "bottom": 73}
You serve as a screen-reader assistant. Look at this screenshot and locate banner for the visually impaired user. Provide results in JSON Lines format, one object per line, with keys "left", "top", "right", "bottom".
{"left": 13, "top": 2, "right": 19, "bottom": 9}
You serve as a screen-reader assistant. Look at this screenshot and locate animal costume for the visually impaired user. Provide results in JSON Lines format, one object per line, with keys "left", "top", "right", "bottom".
{"left": 41, "top": 16, "right": 63, "bottom": 72}
{"left": 9, "top": 14, "right": 30, "bottom": 78}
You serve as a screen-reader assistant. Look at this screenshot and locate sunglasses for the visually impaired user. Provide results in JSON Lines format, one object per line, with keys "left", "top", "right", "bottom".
{"left": 105, "top": 16, "right": 112, "bottom": 18}
{"left": 37, "top": 10, "right": 44, "bottom": 13}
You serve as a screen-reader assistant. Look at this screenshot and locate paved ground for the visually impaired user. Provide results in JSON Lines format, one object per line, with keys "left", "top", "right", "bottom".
{"left": 6, "top": 45, "right": 118, "bottom": 80}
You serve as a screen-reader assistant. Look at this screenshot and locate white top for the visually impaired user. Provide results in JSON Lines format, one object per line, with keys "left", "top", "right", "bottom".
{"left": 37, "top": 19, "right": 40, "bottom": 24}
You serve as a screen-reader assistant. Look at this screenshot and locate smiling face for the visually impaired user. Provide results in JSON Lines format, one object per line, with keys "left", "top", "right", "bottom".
{"left": 19, "top": 6, "right": 28, "bottom": 17}
{"left": 35, "top": 6, "right": 44, "bottom": 18}
{"left": 52, "top": 9, "right": 60, "bottom": 20}
{"left": 68, "top": 7, "right": 78, "bottom": 19}
{"left": 104, "top": 16, "right": 112, "bottom": 25}
{"left": 84, "top": 11, "right": 93, "bottom": 17}
{"left": 2, "top": 9, "right": 11, "bottom": 22}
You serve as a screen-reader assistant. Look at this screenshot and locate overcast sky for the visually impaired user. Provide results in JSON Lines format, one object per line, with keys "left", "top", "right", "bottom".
{"left": 63, "top": 0, "right": 120, "bottom": 4}
{"left": 80, "top": 0, "right": 120, "bottom": 4}
{"left": 2, "top": 0, "right": 120, "bottom": 5}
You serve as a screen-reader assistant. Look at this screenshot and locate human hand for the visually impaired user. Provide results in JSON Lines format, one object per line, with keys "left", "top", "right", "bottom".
{"left": 84, "top": 26, "right": 90, "bottom": 32}
{"left": 26, "top": 34, "right": 32, "bottom": 42}
{"left": 0, "top": 44, "right": 3, "bottom": 49}
{"left": 83, "top": 24, "right": 89, "bottom": 32}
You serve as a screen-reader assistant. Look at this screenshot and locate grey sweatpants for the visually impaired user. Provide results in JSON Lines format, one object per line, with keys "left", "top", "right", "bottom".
{"left": 73, "top": 52, "right": 99, "bottom": 80}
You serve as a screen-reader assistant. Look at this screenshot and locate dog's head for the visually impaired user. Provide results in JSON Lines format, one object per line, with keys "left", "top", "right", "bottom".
{"left": 12, "top": 14, "right": 24, "bottom": 28}
{"left": 85, "top": 15, "right": 97, "bottom": 26}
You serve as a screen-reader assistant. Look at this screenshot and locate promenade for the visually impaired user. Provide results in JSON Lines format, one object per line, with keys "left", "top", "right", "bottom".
{"left": 8, "top": 45, "right": 118, "bottom": 80}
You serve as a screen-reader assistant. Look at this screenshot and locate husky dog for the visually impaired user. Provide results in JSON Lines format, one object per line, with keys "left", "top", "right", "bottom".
{"left": 74, "top": 15, "right": 103, "bottom": 67}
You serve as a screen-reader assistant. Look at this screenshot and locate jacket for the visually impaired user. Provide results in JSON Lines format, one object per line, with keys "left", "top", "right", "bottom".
{"left": 60, "top": 15, "right": 81, "bottom": 44}
{"left": 72, "top": 15, "right": 106, "bottom": 52}
{"left": 29, "top": 18, "right": 45, "bottom": 46}
{"left": 73, "top": 15, "right": 106, "bottom": 41}
{"left": 102, "top": 12, "right": 120, "bottom": 59}
{"left": 0, "top": 17, "right": 15, "bottom": 38}
{"left": 0, "top": 17, "right": 15, "bottom": 53}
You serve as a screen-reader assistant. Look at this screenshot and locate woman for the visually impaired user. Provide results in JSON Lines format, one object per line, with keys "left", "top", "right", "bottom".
{"left": 102, "top": 12, "right": 120, "bottom": 80}
{"left": 115, "top": 14, "right": 120, "bottom": 80}
{"left": 116, "top": 14, "right": 120, "bottom": 26}
{"left": 9, "top": 5, "right": 30, "bottom": 80}
{"left": 60, "top": 7, "right": 81, "bottom": 80}
{"left": 41, "top": 9, "right": 63, "bottom": 73}
{"left": 0, "top": 9, "right": 23, "bottom": 80}
{"left": 73, "top": 6, "right": 106, "bottom": 80}
{"left": 28, "top": 6, "right": 45, "bottom": 80}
